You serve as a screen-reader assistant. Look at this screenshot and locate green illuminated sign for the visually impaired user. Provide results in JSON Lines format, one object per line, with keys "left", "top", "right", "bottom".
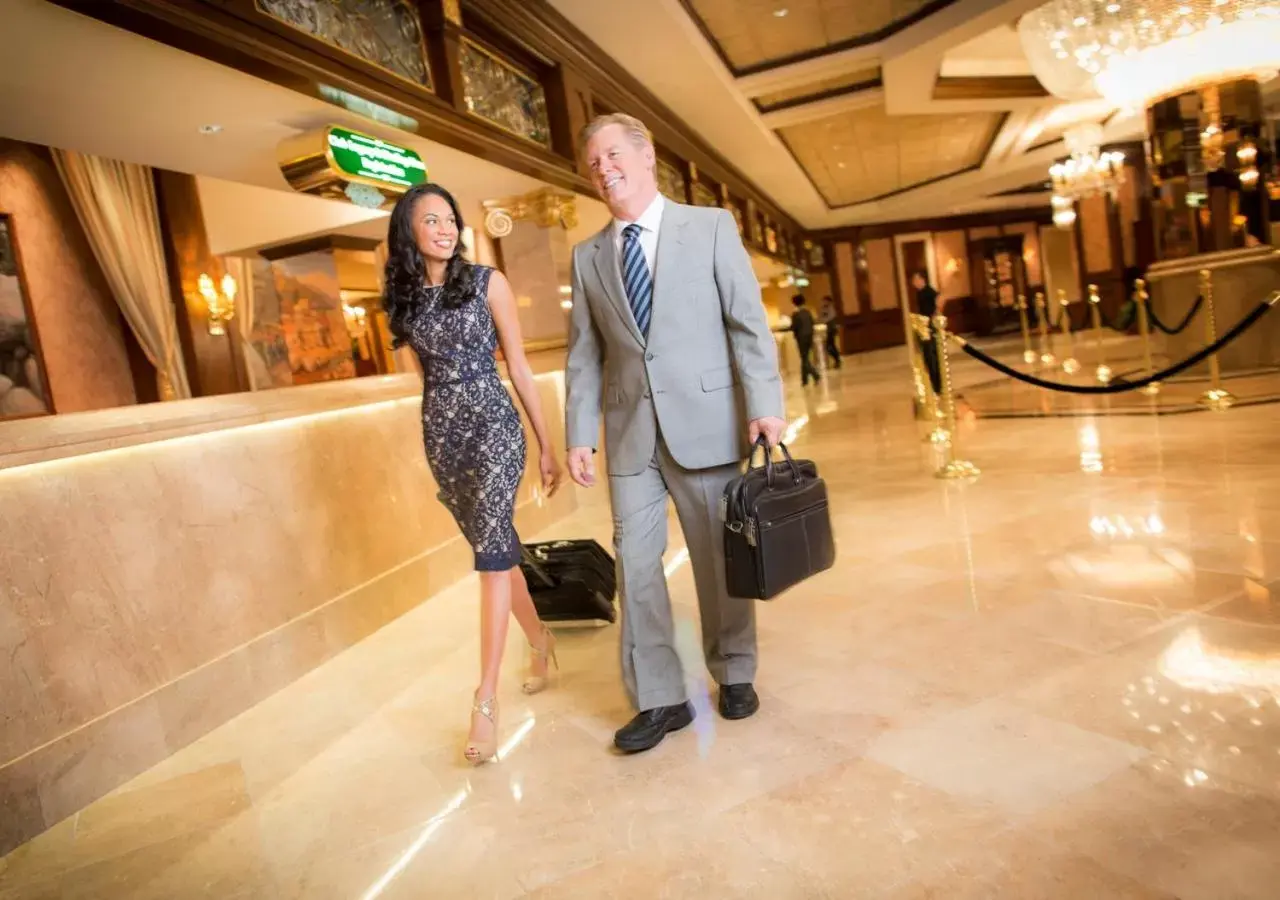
{"left": 326, "top": 127, "right": 426, "bottom": 190}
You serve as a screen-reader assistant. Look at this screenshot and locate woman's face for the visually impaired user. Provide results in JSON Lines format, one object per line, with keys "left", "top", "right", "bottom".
{"left": 413, "top": 193, "right": 459, "bottom": 265}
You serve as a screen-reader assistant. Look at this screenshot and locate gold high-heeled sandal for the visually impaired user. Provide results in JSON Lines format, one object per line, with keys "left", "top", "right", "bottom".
{"left": 464, "top": 695, "right": 498, "bottom": 765}
{"left": 522, "top": 627, "right": 559, "bottom": 695}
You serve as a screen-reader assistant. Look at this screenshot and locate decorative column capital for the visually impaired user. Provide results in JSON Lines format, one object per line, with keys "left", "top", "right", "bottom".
{"left": 482, "top": 187, "right": 578, "bottom": 237}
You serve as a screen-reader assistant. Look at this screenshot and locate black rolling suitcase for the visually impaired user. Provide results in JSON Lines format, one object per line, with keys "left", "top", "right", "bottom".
{"left": 520, "top": 539, "right": 617, "bottom": 623}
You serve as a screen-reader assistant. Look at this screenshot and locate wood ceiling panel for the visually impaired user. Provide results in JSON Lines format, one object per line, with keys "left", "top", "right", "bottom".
{"left": 779, "top": 105, "right": 1004, "bottom": 207}
{"left": 684, "top": 0, "right": 951, "bottom": 72}
{"left": 756, "top": 66, "right": 880, "bottom": 110}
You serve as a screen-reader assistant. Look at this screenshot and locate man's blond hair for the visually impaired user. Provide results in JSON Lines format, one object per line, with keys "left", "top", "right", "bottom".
{"left": 579, "top": 113, "right": 654, "bottom": 153}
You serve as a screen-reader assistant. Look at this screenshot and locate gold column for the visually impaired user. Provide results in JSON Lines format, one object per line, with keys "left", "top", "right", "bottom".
{"left": 1015, "top": 293, "right": 1035, "bottom": 364}
{"left": 1134, "top": 279, "right": 1160, "bottom": 396}
{"left": 1087, "top": 284, "right": 1112, "bottom": 384}
{"left": 932, "top": 314, "right": 979, "bottom": 480}
{"left": 1034, "top": 291, "right": 1055, "bottom": 366}
{"left": 1198, "top": 268, "right": 1236, "bottom": 410}
{"left": 1058, "top": 289, "right": 1080, "bottom": 374}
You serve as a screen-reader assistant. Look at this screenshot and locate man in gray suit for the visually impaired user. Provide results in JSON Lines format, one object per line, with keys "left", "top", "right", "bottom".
{"left": 565, "top": 113, "right": 786, "bottom": 753}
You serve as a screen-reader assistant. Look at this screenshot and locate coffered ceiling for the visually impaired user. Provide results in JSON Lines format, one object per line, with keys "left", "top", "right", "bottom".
{"left": 779, "top": 106, "right": 1004, "bottom": 206}
{"left": 683, "top": 0, "right": 954, "bottom": 72}
{"left": 548, "top": 0, "right": 1148, "bottom": 229}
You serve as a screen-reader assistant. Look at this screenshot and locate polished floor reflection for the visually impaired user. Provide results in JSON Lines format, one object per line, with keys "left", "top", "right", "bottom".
{"left": 3, "top": 345, "right": 1280, "bottom": 899}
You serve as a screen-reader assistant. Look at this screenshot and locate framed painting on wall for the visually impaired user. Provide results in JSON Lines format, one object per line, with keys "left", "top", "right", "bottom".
{"left": 0, "top": 213, "right": 52, "bottom": 419}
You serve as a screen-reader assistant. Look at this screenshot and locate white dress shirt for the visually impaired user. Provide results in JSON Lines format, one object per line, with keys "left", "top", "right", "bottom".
{"left": 612, "top": 192, "right": 665, "bottom": 279}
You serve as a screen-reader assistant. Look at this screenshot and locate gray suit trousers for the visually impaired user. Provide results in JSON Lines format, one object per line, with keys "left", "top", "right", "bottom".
{"left": 609, "top": 436, "right": 757, "bottom": 711}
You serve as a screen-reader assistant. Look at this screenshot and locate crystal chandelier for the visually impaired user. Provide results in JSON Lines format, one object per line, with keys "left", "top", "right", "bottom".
{"left": 1048, "top": 125, "right": 1125, "bottom": 227}
{"left": 1019, "top": 0, "right": 1280, "bottom": 109}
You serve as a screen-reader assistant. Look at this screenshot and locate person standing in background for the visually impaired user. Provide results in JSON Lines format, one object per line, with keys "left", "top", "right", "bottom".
{"left": 819, "top": 296, "right": 841, "bottom": 370}
{"left": 790, "top": 294, "right": 820, "bottom": 387}
{"left": 911, "top": 269, "right": 941, "bottom": 394}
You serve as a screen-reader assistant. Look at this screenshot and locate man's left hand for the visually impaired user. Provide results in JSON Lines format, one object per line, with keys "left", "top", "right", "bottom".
{"left": 749, "top": 416, "right": 786, "bottom": 448}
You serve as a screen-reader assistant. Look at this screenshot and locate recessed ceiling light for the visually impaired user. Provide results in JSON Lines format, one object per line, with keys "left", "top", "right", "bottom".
{"left": 198, "top": 124, "right": 223, "bottom": 135}
{"left": 773, "top": 8, "right": 789, "bottom": 17}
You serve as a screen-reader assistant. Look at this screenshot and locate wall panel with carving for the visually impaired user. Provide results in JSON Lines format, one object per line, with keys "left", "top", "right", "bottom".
{"left": 255, "top": 0, "right": 432, "bottom": 89}
{"left": 657, "top": 159, "right": 687, "bottom": 203}
{"left": 459, "top": 39, "right": 552, "bottom": 148}
{"left": 692, "top": 181, "right": 718, "bottom": 208}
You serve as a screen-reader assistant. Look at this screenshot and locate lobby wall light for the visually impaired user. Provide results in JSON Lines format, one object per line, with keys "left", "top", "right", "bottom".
{"left": 773, "top": 8, "right": 789, "bottom": 17}
{"left": 197, "top": 272, "right": 237, "bottom": 336}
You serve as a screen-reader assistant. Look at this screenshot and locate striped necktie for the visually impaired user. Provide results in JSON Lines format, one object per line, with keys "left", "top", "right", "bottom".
{"left": 621, "top": 223, "right": 653, "bottom": 338}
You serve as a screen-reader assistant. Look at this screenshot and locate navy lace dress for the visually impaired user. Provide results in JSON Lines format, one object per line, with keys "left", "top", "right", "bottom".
{"left": 402, "top": 266, "right": 527, "bottom": 571}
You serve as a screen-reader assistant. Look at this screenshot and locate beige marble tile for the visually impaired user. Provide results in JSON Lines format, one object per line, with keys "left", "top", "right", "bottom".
{"left": 1014, "top": 619, "right": 1280, "bottom": 796}
{"left": 1026, "top": 760, "right": 1280, "bottom": 900}
{"left": 865, "top": 698, "right": 1148, "bottom": 816}
{"left": 889, "top": 829, "right": 1178, "bottom": 899}
{"left": 714, "top": 757, "right": 1015, "bottom": 895}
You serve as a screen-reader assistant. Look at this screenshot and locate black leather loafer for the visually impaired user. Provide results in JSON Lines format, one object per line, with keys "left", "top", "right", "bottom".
{"left": 718, "top": 683, "right": 760, "bottom": 720}
{"left": 613, "top": 703, "right": 694, "bottom": 753}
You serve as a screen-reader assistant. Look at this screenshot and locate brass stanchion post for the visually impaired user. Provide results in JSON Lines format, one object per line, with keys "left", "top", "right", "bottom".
{"left": 1034, "top": 290, "right": 1056, "bottom": 366}
{"left": 1057, "top": 289, "right": 1080, "bottom": 374}
{"left": 932, "top": 314, "right": 979, "bottom": 479}
{"left": 1134, "top": 278, "right": 1160, "bottom": 396}
{"left": 1198, "top": 268, "right": 1236, "bottom": 410}
{"left": 905, "top": 307, "right": 928, "bottom": 422}
{"left": 1087, "top": 284, "right": 1112, "bottom": 384}
{"left": 910, "top": 313, "right": 947, "bottom": 444}
{"left": 1015, "top": 293, "right": 1035, "bottom": 364}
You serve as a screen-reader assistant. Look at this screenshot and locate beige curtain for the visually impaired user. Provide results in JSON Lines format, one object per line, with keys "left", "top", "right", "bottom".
{"left": 53, "top": 149, "right": 192, "bottom": 400}
{"left": 223, "top": 255, "right": 260, "bottom": 391}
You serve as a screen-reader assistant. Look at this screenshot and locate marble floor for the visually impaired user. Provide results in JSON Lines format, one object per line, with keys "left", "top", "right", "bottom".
{"left": 4, "top": 344, "right": 1280, "bottom": 898}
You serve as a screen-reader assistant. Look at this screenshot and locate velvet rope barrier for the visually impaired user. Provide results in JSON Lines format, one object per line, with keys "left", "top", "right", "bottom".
{"left": 951, "top": 294, "right": 1279, "bottom": 396}
{"left": 1147, "top": 295, "right": 1205, "bottom": 335}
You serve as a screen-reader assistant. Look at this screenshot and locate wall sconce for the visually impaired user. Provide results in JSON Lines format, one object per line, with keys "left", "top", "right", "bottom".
{"left": 342, "top": 302, "right": 371, "bottom": 361}
{"left": 944, "top": 257, "right": 961, "bottom": 276}
{"left": 197, "top": 272, "right": 237, "bottom": 336}
{"left": 342, "top": 302, "right": 369, "bottom": 338}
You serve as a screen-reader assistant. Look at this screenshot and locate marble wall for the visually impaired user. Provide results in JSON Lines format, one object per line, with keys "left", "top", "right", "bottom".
{"left": 0, "top": 139, "right": 137, "bottom": 413}
{"left": 0, "top": 372, "right": 576, "bottom": 855}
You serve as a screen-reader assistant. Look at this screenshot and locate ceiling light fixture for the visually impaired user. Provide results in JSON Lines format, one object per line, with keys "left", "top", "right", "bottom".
{"left": 773, "top": 8, "right": 789, "bottom": 17}
{"left": 1020, "top": 0, "right": 1280, "bottom": 108}
{"left": 198, "top": 124, "right": 223, "bottom": 135}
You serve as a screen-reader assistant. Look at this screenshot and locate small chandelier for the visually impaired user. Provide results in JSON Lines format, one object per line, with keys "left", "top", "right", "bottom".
{"left": 197, "top": 272, "right": 238, "bottom": 336}
{"left": 1048, "top": 124, "right": 1124, "bottom": 227}
{"left": 1019, "top": 0, "right": 1280, "bottom": 109}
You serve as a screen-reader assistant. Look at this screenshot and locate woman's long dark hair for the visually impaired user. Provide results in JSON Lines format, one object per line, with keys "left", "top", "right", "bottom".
{"left": 383, "top": 183, "right": 476, "bottom": 347}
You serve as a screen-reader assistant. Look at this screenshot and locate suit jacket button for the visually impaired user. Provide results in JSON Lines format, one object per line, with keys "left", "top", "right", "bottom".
{"left": 645, "top": 352, "right": 655, "bottom": 361}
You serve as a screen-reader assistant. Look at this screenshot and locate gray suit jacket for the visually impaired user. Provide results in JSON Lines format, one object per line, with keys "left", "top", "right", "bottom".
{"left": 565, "top": 201, "right": 783, "bottom": 477}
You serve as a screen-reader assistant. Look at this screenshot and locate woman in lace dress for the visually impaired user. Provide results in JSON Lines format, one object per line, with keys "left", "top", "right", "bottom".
{"left": 383, "top": 183, "right": 564, "bottom": 765}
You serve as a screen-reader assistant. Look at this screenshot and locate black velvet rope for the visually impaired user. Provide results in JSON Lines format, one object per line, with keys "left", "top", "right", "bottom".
{"left": 955, "top": 298, "right": 1276, "bottom": 395}
{"left": 1146, "top": 295, "right": 1205, "bottom": 335}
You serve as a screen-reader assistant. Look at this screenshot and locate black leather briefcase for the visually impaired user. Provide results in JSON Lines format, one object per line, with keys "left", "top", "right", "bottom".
{"left": 721, "top": 438, "right": 835, "bottom": 600}
{"left": 520, "top": 539, "right": 617, "bottom": 623}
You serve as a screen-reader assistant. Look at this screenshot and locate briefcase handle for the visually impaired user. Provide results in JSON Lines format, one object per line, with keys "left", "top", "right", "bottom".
{"left": 749, "top": 436, "right": 802, "bottom": 489}
{"left": 726, "top": 438, "right": 804, "bottom": 529}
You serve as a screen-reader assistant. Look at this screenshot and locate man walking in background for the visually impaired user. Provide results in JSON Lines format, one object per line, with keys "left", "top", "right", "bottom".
{"left": 790, "top": 294, "right": 819, "bottom": 386}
